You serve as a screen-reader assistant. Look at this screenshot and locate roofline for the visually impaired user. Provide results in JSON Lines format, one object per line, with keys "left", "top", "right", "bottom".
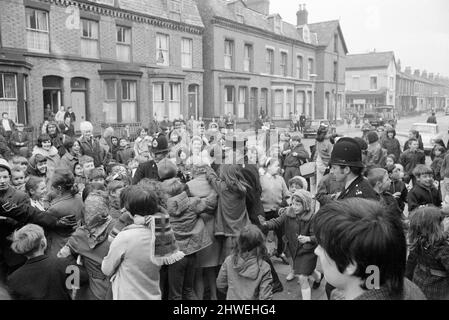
{"left": 308, "top": 20, "right": 348, "bottom": 54}
{"left": 347, "top": 51, "right": 395, "bottom": 57}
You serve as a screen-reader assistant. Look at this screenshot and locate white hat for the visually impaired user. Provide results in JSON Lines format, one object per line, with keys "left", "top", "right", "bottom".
{"left": 0, "top": 158, "right": 11, "bottom": 175}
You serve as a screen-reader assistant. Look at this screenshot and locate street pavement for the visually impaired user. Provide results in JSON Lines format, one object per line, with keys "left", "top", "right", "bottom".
{"left": 270, "top": 111, "right": 449, "bottom": 300}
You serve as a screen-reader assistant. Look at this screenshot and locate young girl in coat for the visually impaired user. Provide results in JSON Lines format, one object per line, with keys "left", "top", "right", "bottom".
{"left": 205, "top": 164, "right": 251, "bottom": 263}
{"left": 186, "top": 162, "right": 220, "bottom": 300}
{"left": 32, "top": 134, "right": 61, "bottom": 180}
{"left": 216, "top": 224, "right": 273, "bottom": 300}
{"left": 406, "top": 206, "right": 449, "bottom": 300}
{"left": 262, "top": 189, "right": 322, "bottom": 300}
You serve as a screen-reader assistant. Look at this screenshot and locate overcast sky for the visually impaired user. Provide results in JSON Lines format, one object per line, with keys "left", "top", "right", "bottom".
{"left": 270, "top": 0, "right": 449, "bottom": 77}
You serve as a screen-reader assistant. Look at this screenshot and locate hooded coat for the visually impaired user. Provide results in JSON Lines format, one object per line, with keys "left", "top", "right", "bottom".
{"left": 164, "top": 190, "right": 216, "bottom": 255}
{"left": 216, "top": 252, "right": 273, "bottom": 300}
{"left": 381, "top": 129, "right": 401, "bottom": 161}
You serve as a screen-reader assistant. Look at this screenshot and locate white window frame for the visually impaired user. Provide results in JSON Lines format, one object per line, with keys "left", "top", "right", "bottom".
{"left": 156, "top": 33, "right": 170, "bottom": 66}
{"left": 116, "top": 25, "right": 131, "bottom": 62}
{"left": 224, "top": 86, "right": 234, "bottom": 114}
{"left": 238, "top": 87, "right": 246, "bottom": 118}
{"left": 266, "top": 48, "right": 274, "bottom": 74}
{"left": 224, "top": 39, "right": 234, "bottom": 70}
{"left": 168, "top": 0, "right": 181, "bottom": 13}
{"left": 274, "top": 89, "right": 284, "bottom": 119}
{"left": 25, "top": 8, "right": 49, "bottom": 53}
{"left": 280, "top": 50, "right": 288, "bottom": 77}
{"left": 370, "top": 75, "right": 378, "bottom": 90}
{"left": 296, "top": 55, "right": 303, "bottom": 79}
{"left": 181, "top": 38, "right": 193, "bottom": 69}
{"left": 307, "top": 58, "right": 314, "bottom": 80}
{"left": 121, "top": 80, "right": 137, "bottom": 122}
{"left": 153, "top": 83, "right": 165, "bottom": 121}
{"left": 80, "top": 19, "right": 99, "bottom": 58}
{"left": 243, "top": 43, "right": 253, "bottom": 72}
{"left": 103, "top": 79, "right": 117, "bottom": 123}
{"left": 169, "top": 83, "right": 181, "bottom": 120}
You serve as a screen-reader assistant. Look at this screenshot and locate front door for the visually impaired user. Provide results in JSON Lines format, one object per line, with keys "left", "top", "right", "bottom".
{"left": 71, "top": 91, "right": 86, "bottom": 130}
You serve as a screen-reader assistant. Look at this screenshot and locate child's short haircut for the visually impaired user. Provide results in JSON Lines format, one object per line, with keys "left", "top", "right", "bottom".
{"left": 412, "top": 164, "right": 433, "bottom": 178}
{"left": 367, "top": 168, "right": 387, "bottom": 188}
{"left": 160, "top": 178, "right": 184, "bottom": 198}
{"left": 11, "top": 165, "right": 25, "bottom": 175}
{"left": 25, "top": 176, "right": 45, "bottom": 194}
{"left": 125, "top": 185, "right": 158, "bottom": 216}
{"left": 79, "top": 155, "right": 94, "bottom": 166}
{"left": 313, "top": 198, "right": 406, "bottom": 296}
{"left": 11, "top": 224, "right": 46, "bottom": 256}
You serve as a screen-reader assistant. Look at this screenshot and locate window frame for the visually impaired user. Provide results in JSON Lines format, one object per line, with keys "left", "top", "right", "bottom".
{"left": 80, "top": 19, "right": 99, "bottom": 58}
{"left": 181, "top": 38, "right": 193, "bottom": 69}
{"left": 116, "top": 25, "right": 132, "bottom": 62}
{"left": 224, "top": 39, "right": 234, "bottom": 70}
{"left": 370, "top": 75, "right": 378, "bottom": 90}
{"left": 266, "top": 48, "right": 274, "bottom": 75}
{"left": 296, "top": 55, "right": 303, "bottom": 79}
{"left": 156, "top": 33, "right": 170, "bottom": 66}
{"left": 243, "top": 43, "right": 253, "bottom": 72}
{"left": 25, "top": 7, "right": 50, "bottom": 53}
{"left": 280, "top": 50, "right": 288, "bottom": 77}
{"left": 307, "top": 58, "right": 314, "bottom": 80}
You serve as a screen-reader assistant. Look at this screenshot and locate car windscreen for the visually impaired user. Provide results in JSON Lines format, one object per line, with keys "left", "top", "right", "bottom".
{"left": 412, "top": 125, "right": 437, "bottom": 134}
{"left": 364, "top": 114, "right": 376, "bottom": 119}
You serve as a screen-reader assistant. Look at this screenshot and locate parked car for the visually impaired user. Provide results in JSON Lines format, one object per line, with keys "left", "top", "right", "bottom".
{"left": 396, "top": 123, "right": 447, "bottom": 153}
{"left": 303, "top": 119, "right": 336, "bottom": 138}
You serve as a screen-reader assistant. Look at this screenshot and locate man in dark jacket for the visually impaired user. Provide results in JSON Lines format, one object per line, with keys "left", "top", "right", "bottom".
{"left": 132, "top": 133, "right": 169, "bottom": 184}
{"left": 426, "top": 112, "right": 437, "bottom": 124}
{"left": 78, "top": 121, "right": 110, "bottom": 168}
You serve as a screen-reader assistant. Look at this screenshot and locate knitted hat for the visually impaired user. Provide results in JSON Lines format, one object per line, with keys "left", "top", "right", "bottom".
{"left": 151, "top": 133, "right": 169, "bottom": 154}
{"left": 330, "top": 137, "right": 363, "bottom": 168}
{"left": 157, "top": 158, "right": 178, "bottom": 181}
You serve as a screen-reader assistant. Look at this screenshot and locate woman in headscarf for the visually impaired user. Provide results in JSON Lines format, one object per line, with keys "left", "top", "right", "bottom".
{"left": 57, "top": 187, "right": 115, "bottom": 300}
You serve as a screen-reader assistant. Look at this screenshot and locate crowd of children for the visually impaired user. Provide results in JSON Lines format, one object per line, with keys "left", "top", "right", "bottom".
{"left": 0, "top": 117, "right": 448, "bottom": 301}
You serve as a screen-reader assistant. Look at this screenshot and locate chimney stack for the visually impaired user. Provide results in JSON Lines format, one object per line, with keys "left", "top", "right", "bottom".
{"left": 429, "top": 73, "right": 434, "bottom": 80}
{"left": 296, "top": 3, "right": 308, "bottom": 26}
{"left": 414, "top": 69, "right": 420, "bottom": 77}
{"left": 397, "top": 59, "right": 401, "bottom": 72}
{"left": 405, "top": 66, "right": 412, "bottom": 74}
{"left": 245, "top": 0, "right": 270, "bottom": 16}
{"left": 422, "top": 70, "right": 428, "bottom": 78}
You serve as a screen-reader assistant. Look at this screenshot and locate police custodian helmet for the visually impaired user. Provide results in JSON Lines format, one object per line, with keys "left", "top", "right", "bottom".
{"left": 330, "top": 137, "right": 364, "bottom": 168}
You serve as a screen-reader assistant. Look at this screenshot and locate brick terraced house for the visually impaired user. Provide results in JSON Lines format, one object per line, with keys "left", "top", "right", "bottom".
{"left": 195, "top": 0, "right": 348, "bottom": 128}
{"left": 0, "top": 0, "right": 204, "bottom": 132}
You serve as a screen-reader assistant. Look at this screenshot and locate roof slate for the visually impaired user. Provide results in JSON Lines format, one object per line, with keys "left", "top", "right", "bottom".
{"left": 346, "top": 51, "right": 395, "bottom": 69}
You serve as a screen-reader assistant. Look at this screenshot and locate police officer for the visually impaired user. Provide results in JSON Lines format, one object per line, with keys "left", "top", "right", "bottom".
{"left": 329, "top": 137, "right": 377, "bottom": 201}
{"left": 324, "top": 137, "right": 378, "bottom": 299}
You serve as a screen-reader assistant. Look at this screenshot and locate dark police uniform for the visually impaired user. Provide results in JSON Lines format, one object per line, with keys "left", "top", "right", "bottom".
{"left": 337, "top": 175, "right": 377, "bottom": 200}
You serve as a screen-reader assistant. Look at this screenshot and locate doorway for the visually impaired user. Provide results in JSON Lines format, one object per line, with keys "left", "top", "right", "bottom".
{"left": 71, "top": 77, "right": 88, "bottom": 130}
{"left": 188, "top": 84, "right": 199, "bottom": 119}
{"left": 250, "top": 88, "right": 258, "bottom": 120}
{"left": 42, "top": 76, "right": 63, "bottom": 119}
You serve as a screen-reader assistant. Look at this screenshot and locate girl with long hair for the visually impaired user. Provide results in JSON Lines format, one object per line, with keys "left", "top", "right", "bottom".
{"left": 206, "top": 164, "right": 251, "bottom": 263}
{"left": 406, "top": 206, "right": 449, "bottom": 300}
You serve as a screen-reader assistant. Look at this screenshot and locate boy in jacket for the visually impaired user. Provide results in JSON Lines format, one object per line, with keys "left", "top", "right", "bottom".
{"left": 283, "top": 135, "right": 309, "bottom": 184}
{"left": 407, "top": 165, "right": 442, "bottom": 213}
{"left": 116, "top": 138, "right": 135, "bottom": 165}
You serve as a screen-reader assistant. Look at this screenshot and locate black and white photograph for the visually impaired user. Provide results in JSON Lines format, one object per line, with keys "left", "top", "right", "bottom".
{"left": 0, "top": 0, "right": 448, "bottom": 305}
